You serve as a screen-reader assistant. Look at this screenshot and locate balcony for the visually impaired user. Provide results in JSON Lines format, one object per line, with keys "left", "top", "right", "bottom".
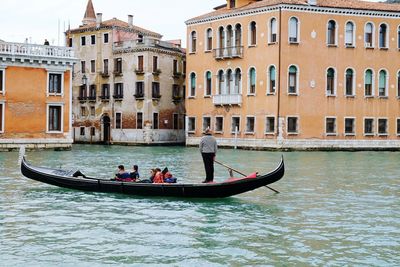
{"left": 113, "top": 94, "right": 124, "bottom": 101}
{"left": 77, "top": 96, "right": 87, "bottom": 102}
{"left": 135, "top": 68, "right": 145, "bottom": 75}
{"left": 100, "top": 72, "right": 110, "bottom": 78}
{"left": 172, "top": 95, "right": 182, "bottom": 103}
{"left": 213, "top": 94, "right": 242, "bottom": 106}
{"left": 87, "top": 95, "right": 96, "bottom": 102}
{"left": 113, "top": 71, "right": 123, "bottom": 77}
{"left": 0, "top": 42, "right": 75, "bottom": 60}
{"left": 213, "top": 46, "right": 243, "bottom": 60}
{"left": 99, "top": 95, "right": 110, "bottom": 101}
{"left": 134, "top": 93, "right": 145, "bottom": 100}
{"left": 152, "top": 94, "right": 161, "bottom": 100}
{"left": 173, "top": 72, "right": 182, "bottom": 79}
{"left": 152, "top": 69, "right": 162, "bottom": 76}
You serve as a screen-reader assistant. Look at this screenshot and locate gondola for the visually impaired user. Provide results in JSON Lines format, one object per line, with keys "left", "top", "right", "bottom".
{"left": 20, "top": 156, "right": 284, "bottom": 198}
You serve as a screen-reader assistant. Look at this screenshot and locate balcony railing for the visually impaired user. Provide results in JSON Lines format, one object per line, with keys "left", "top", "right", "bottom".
{"left": 213, "top": 46, "right": 243, "bottom": 59}
{"left": 0, "top": 42, "right": 75, "bottom": 59}
{"left": 113, "top": 94, "right": 124, "bottom": 100}
{"left": 99, "top": 95, "right": 110, "bottom": 101}
{"left": 213, "top": 94, "right": 242, "bottom": 106}
{"left": 87, "top": 95, "right": 96, "bottom": 102}
{"left": 134, "top": 93, "right": 145, "bottom": 100}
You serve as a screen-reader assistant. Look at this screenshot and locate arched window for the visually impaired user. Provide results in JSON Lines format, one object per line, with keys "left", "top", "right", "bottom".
{"left": 226, "top": 25, "right": 233, "bottom": 56}
{"left": 288, "top": 66, "right": 298, "bottom": 94}
{"left": 289, "top": 17, "right": 299, "bottom": 43}
{"left": 378, "top": 70, "right": 387, "bottom": 97}
{"left": 345, "top": 22, "right": 355, "bottom": 47}
{"left": 250, "top": 21, "right": 257, "bottom": 46}
{"left": 190, "top": 31, "right": 197, "bottom": 53}
{"left": 235, "top": 24, "right": 242, "bottom": 47}
{"left": 218, "top": 27, "right": 225, "bottom": 58}
{"left": 206, "top": 29, "right": 213, "bottom": 51}
{"left": 365, "top": 23, "right": 374, "bottom": 47}
{"left": 379, "top": 24, "right": 388, "bottom": 48}
{"left": 230, "top": 0, "right": 235, "bottom": 8}
{"left": 268, "top": 65, "right": 276, "bottom": 94}
{"left": 365, "top": 69, "right": 373, "bottom": 96}
{"left": 345, "top": 69, "right": 354, "bottom": 96}
{"left": 234, "top": 68, "right": 241, "bottom": 94}
{"left": 217, "top": 70, "right": 224, "bottom": 95}
{"left": 327, "top": 20, "right": 336, "bottom": 45}
{"left": 205, "top": 71, "right": 212, "bottom": 96}
{"left": 226, "top": 69, "right": 233, "bottom": 94}
{"left": 190, "top": 72, "right": 196, "bottom": 96}
{"left": 326, "top": 68, "right": 336, "bottom": 95}
{"left": 270, "top": 18, "right": 277, "bottom": 43}
{"left": 249, "top": 67, "right": 256, "bottom": 94}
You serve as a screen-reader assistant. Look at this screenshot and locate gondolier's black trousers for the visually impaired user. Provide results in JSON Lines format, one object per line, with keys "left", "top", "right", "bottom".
{"left": 202, "top": 153, "right": 215, "bottom": 182}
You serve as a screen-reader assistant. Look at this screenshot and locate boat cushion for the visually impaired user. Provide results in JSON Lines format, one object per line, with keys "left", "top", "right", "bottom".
{"left": 246, "top": 172, "right": 258, "bottom": 179}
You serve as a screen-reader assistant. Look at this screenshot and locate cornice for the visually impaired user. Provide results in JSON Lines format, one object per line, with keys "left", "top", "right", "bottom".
{"left": 113, "top": 46, "right": 186, "bottom": 57}
{"left": 68, "top": 25, "right": 162, "bottom": 39}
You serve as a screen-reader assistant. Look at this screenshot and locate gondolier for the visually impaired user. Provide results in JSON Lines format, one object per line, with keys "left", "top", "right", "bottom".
{"left": 199, "top": 128, "right": 217, "bottom": 183}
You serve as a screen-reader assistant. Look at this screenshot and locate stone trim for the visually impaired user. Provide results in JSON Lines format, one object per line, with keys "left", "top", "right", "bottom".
{"left": 68, "top": 25, "right": 162, "bottom": 39}
{"left": 113, "top": 46, "right": 185, "bottom": 57}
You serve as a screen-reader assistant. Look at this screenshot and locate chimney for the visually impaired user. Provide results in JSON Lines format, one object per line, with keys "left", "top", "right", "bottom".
{"left": 128, "top": 15, "right": 133, "bottom": 26}
{"left": 308, "top": 0, "right": 317, "bottom": 5}
{"left": 96, "top": 13, "right": 102, "bottom": 28}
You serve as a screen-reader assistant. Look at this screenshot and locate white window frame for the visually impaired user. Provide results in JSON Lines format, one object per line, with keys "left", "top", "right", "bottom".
{"left": 364, "top": 22, "right": 375, "bottom": 48}
{"left": 80, "top": 126, "right": 85, "bottom": 136}
{"left": 325, "top": 116, "right": 337, "bottom": 136}
{"left": 248, "top": 21, "right": 257, "bottom": 47}
{"left": 90, "top": 35, "right": 96, "bottom": 46}
{"left": 115, "top": 112, "right": 122, "bottom": 129}
{"left": 0, "top": 101, "right": 5, "bottom": 133}
{"left": 345, "top": 21, "right": 356, "bottom": 48}
{"left": 189, "top": 31, "right": 197, "bottom": 53}
{"left": 363, "top": 117, "right": 375, "bottom": 136}
{"left": 288, "top": 65, "right": 299, "bottom": 95}
{"left": 326, "top": 67, "right": 337, "bottom": 97}
{"left": 378, "top": 23, "right": 389, "bottom": 49}
{"left": 189, "top": 72, "right": 197, "bottom": 98}
{"left": 398, "top": 25, "right": 400, "bottom": 50}
{"left": 396, "top": 117, "right": 400, "bottom": 136}
{"left": 267, "top": 65, "right": 277, "bottom": 95}
{"left": 397, "top": 70, "right": 400, "bottom": 98}
{"left": 47, "top": 71, "right": 64, "bottom": 96}
{"left": 288, "top": 16, "right": 300, "bottom": 44}
{"left": 378, "top": 68, "right": 389, "bottom": 98}
{"left": 326, "top": 19, "right": 338, "bottom": 46}
{"left": 81, "top": 36, "right": 86, "bottom": 46}
{"left": 46, "top": 103, "right": 64, "bottom": 134}
{"left": 0, "top": 67, "right": 5, "bottom": 95}
{"left": 377, "top": 117, "right": 388, "bottom": 136}
{"left": 205, "top": 28, "right": 213, "bottom": 52}
{"left": 215, "top": 116, "right": 224, "bottom": 133}
{"left": 364, "top": 68, "right": 375, "bottom": 97}
{"left": 231, "top": 116, "right": 241, "bottom": 134}
{"left": 344, "top": 68, "right": 356, "bottom": 97}
{"left": 90, "top": 59, "right": 96, "bottom": 73}
{"left": 248, "top": 66, "right": 256, "bottom": 96}
{"left": 187, "top": 117, "right": 196, "bottom": 133}
{"left": 344, "top": 117, "right": 356, "bottom": 136}
{"left": 202, "top": 116, "right": 211, "bottom": 132}
{"left": 245, "top": 116, "right": 256, "bottom": 134}
{"left": 103, "top": 33, "right": 109, "bottom": 44}
{"left": 204, "top": 70, "right": 212, "bottom": 97}
{"left": 287, "top": 116, "right": 299, "bottom": 135}
{"left": 268, "top": 17, "right": 278, "bottom": 44}
{"left": 265, "top": 116, "right": 276, "bottom": 135}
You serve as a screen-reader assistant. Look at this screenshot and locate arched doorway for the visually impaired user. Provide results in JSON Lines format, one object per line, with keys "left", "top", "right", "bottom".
{"left": 101, "top": 115, "right": 111, "bottom": 145}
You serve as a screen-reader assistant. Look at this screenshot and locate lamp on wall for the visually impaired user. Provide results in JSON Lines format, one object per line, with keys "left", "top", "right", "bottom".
{"left": 82, "top": 74, "right": 88, "bottom": 85}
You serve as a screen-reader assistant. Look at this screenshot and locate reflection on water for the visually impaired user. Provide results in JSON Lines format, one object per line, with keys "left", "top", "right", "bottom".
{"left": 0, "top": 145, "right": 399, "bottom": 266}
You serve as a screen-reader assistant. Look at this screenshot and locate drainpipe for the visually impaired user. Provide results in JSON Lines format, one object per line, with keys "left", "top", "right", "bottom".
{"left": 277, "top": 6, "right": 282, "bottom": 142}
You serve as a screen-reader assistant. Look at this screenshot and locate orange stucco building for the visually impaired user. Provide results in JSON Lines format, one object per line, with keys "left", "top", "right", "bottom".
{"left": 0, "top": 41, "right": 76, "bottom": 150}
{"left": 185, "top": 0, "right": 400, "bottom": 150}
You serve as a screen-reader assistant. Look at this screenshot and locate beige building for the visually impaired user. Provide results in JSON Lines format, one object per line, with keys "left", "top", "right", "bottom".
{"left": 67, "top": 0, "right": 186, "bottom": 145}
{"left": 185, "top": 0, "right": 400, "bottom": 150}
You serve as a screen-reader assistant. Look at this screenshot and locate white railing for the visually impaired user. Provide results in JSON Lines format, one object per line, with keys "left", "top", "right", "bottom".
{"left": 0, "top": 42, "right": 75, "bottom": 59}
{"left": 213, "top": 94, "right": 242, "bottom": 105}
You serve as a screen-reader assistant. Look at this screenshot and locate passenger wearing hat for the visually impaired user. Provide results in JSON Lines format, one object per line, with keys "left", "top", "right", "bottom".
{"left": 199, "top": 127, "right": 218, "bottom": 183}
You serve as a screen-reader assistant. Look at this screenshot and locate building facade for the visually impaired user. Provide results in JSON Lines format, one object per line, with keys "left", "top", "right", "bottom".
{"left": 67, "top": 0, "right": 186, "bottom": 145}
{"left": 0, "top": 41, "right": 76, "bottom": 151}
{"left": 185, "top": 0, "right": 400, "bottom": 150}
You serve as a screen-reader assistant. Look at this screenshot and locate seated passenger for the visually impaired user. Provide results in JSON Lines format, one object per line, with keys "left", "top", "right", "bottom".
{"left": 115, "top": 165, "right": 132, "bottom": 181}
{"left": 153, "top": 168, "right": 164, "bottom": 183}
{"left": 130, "top": 164, "right": 140, "bottom": 181}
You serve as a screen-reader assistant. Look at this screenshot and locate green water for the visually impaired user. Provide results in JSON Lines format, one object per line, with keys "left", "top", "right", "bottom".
{"left": 1, "top": 145, "right": 399, "bottom": 266}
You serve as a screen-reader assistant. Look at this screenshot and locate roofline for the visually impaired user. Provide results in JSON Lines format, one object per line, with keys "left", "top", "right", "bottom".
{"left": 66, "top": 25, "right": 163, "bottom": 39}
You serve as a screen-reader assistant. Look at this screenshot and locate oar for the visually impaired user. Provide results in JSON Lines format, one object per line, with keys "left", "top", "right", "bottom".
{"left": 214, "top": 159, "right": 280, "bottom": 194}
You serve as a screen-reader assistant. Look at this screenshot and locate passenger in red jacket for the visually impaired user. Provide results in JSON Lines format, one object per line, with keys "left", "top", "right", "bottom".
{"left": 153, "top": 168, "right": 164, "bottom": 183}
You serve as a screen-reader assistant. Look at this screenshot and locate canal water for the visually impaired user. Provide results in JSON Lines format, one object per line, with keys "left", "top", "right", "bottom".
{"left": 0, "top": 145, "right": 399, "bottom": 266}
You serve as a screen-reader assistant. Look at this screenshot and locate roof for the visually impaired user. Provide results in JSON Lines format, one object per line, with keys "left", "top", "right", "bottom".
{"left": 186, "top": 0, "right": 400, "bottom": 24}
{"left": 84, "top": 0, "right": 96, "bottom": 20}
{"left": 68, "top": 18, "right": 163, "bottom": 38}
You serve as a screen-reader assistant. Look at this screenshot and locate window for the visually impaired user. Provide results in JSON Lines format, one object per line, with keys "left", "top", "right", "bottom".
{"left": 364, "top": 69, "right": 373, "bottom": 97}
{"left": 90, "top": 60, "right": 95, "bottom": 73}
{"left": 234, "top": 68, "right": 241, "bottom": 94}
{"left": 80, "top": 127, "right": 85, "bottom": 136}
{"left": 138, "top": 34, "right": 144, "bottom": 43}
{"left": 90, "top": 127, "right": 95, "bottom": 136}
{"left": 249, "top": 21, "right": 257, "bottom": 46}
{"left": 365, "top": 23, "right": 374, "bottom": 48}
{"left": 215, "top": 117, "right": 224, "bottom": 132}
{"left": 327, "top": 20, "right": 336, "bottom": 45}
{"left": 326, "top": 117, "right": 337, "bottom": 135}
{"left": 115, "top": 112, "right": 122, "bottom": 129}
{"left": 152, "top": 82, "right": 160, "bottom": 98}
{"left": 48, "top": 105, "right": 62, "bottom": 132}
{"left": 231, "top": 117, "right": 240, "bottom": 133}
{"left": 345, "top": 118, "right": 355, "bottom": 135}
{"left": 205, "top": 71, "right": 212, "bottom": 96}
{"left": 103, "top": 59, "right": 109, "bottom": 74}
{"left": 114, "top": 83, "right": 123, "bottom": 98}
{"left": 101, "top": 84, "right": 110, "bottom": 98}
{"left": 0, "top": 69, "right": 4, "bottom": 93}
{"left": 397, "top": 71, "right": 400, "bottom": 97}
{"left": 345, "top": 69, "right": 355, "bottom": 96}
{"left": 190, "top": 73, "right": 196, "bottom": 97}
{"left": 326, "top": 68, "right": 336, "bottom": 96}
{"left": 89, "top": 85, "right": 96, "bottom": 99}
{"left": 91, "top": 35, "right": 96, "bottom": 45}
{"left": 246, "top": 116, "right": 255, "bottom": 133}
{"left": 268, "top": 66, "right": 276, "bottom": 94}
{"left": 137, "top": 112, "right": 143, "bottom": 129}
{"left": 48, "top": 73, "right": 62, "bottom": 94}
{"left": 114, "top": 58, "right": 122, "bottom": 74}
{"left": 288, "top": 65, "right": 298, "bottom": 94}
{"left": 249, "top": 67, "right": 256, "bottom": 95}
{"left": 137, "top": 55, "right": 144, "bottom": 72}
{"left": 378, "top": 70, "right": 387, "bottom": 97}
{"left": 379, "top": 24, "right": 388, "bottom": 48}
{"left": 104, "top": 33, "right": 109, "bottom": 44}
{"left": 206, "top": 29, "right": 213, "bottom": 51}
{"left": 172, "top": 84, "right": 180, "bottom": 99}
{"left": 188, "top": 117, "right": 195, "bottom": 132}
{"left": 203, "top": 117, "right": 211, "bottom": 132}
{"left": 287, "top": 117, "right": 298, "bottom": 134}
{"left": 345, "top": 22, "right": 355, "bottom": 47}
{"left": 364, "top": 118, "right": 374, "bottom": 135}
{"left": 190, "top": 31, "right": 197, "bottom": 53}
{"left": 218, "top": 27, "right": 225, "bottom": 54}
{"left": 289, "top": 17, "right": 299, "bottom": 43}
{"left": 135, "top": 82, "right": 144, "bottom": 98}
{"left": 153, "top": 113, "right": 159, "bottom": 129}
{"left": 153, "top": 56, "right": 158, "bottom": 73}
{"left": 235, "top": 24, "right": 242, "bottom": 48}
{"left": 229, "top": 0, "right": 235, "bottom": 8}
{"left": 397, "top": 118, "right": 400, "bottom": 135}
{"left": 173, "top": 60, "right": 178, "bottom": 74}
{"left": 270, "top": 18, "right": 277, "bottom": 43}
{"left": 80, "top": 106, "right": 87, "bottom": 117}
{"left": 81, "top": 61, "right": 86, "bottom": 73}
{"left": 0, "top": 102, "right": 4, "bottom": 132}
{"left": 226, "top": 69, "right": 233, "bottom": 94}
{"left": 68, "top": 38, "right": 72, "bottom": 47}
{"left": 217, "top": 70, "right": 224, "bottom": 95}
{"left": 378, "top": 118, "right": 388, "bottom": 135}
{"left": 398, "top": 26, "right": 400, "bottom": 49}
{"left": 173, "top": 114, "right": 179, "bottom": 130}
{"left": 79, "top": 86, "right": 87, "bottom": 100}
{"left": 81, "top": 36, "right": 86, "bottom": 46}
{"left": 265, "top": 117, "right": 275, "bottom": 134}
{"left": 90, "top": 106, "right": 95, "bottom": 117}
